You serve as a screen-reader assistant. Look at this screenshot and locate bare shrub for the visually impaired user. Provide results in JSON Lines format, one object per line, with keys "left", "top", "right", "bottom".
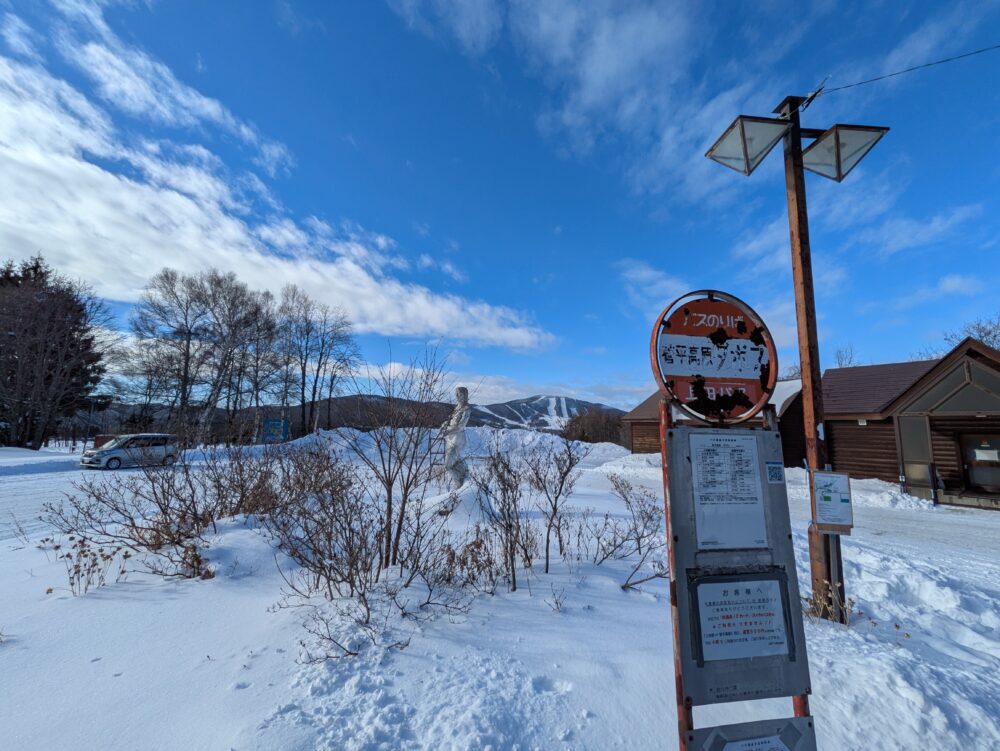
{"left": 261, "top": 442, "right": 480, "bottom": 657}
{"left": 432, "top": 523, "right": 502, "bottom": 594}
{"left": 262, "top": 447, "right": 382, "bottom": 616}
{"left": 36, "top": 535, "right": 130, "bottom": 595}
{"left": 44, "top": 462, "right": 219, "bottom": 580}
{"left": 586, "top": 473, "right": 667, "bottom": 589}
{"left": 473, "top": 437, "right": 536, "bottom": 592}
{"left": 545, "top": 584, "right": 566, "bottom": 613}
{"left": 523, "top": 438, "right": 589, "bottom": 573}
{"left": 197, "top": 445, "right": 279, "bottom": 517}
{"left": 335, "top": 349, "right": 449, "bottom": 569}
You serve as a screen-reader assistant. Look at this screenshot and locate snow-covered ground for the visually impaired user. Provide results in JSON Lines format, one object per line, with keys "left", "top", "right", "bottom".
{"left": 1, "top": 429, "right": 999, "bottom": 750}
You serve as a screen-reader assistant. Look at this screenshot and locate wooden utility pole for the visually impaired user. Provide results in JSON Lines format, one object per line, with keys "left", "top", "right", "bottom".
{"left": 775, "top": 95, "right": 846, "bottom": 622}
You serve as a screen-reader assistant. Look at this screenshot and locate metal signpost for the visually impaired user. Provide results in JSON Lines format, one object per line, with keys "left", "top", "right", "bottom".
{"left": 652, "top": 290, "right": 816, "bottom": 751}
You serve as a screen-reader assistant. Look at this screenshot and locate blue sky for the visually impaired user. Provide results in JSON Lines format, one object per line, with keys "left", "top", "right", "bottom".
{"left": 2, "top": 0, "right": 999, "bottom": 408}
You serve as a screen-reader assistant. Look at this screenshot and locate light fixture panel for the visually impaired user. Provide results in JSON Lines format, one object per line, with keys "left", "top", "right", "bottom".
{"left": 705, "top": 116, "right": 790, "bottom": 176}
{"left": 802, "top": 124, "right": 889, "bottom": 182}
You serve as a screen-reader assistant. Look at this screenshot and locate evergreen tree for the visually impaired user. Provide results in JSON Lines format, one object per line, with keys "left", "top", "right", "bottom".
{"left": 0, "top": 257, "right": 107, "bottom": 448}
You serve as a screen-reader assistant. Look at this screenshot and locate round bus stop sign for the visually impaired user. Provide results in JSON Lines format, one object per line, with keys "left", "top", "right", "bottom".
{"left": 649, "top": 290, "right": 777, "bottom": 424}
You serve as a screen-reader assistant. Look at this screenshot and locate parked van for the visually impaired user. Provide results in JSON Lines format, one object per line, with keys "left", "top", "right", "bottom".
{"left": 80, "top": 433, "right": 179, "bottom": 470}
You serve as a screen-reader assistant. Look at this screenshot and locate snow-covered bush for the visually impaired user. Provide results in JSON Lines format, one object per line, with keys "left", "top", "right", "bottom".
{"left": 43, "top": 447, "right": 283, "bottom": 586}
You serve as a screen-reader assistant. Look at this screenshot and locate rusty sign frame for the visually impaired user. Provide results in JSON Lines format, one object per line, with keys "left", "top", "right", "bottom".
{"left": 650, "top": 289, "right": 778, "bottom": 426}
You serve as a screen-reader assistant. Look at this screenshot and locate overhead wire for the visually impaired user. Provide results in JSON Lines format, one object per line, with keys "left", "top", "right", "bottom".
{"left": 818, "top": 42, "right": 1000, "bottom": 96}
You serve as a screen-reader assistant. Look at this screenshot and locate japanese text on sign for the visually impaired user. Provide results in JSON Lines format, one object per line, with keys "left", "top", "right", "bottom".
{"left": 721, "top": 737, "right": 790, "bottom": 751}
{"left": 658, "top": 335, "right": 769, "bottom": 379}
{"left": 697, "top": 579, "right": 789, "bottom": 662}
{"left": 690, "top": 433, "right": 768, "bottom": 549}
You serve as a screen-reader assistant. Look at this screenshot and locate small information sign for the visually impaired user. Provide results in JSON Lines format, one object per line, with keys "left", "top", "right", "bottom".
{"left": 690, "top": 432, "right": 767, "bottom": 550}
{"left": 812, "top": 470, "right": 853, "bottom": 534}
{"left": 696, "top": 579, "right": 789, "bottom": 662}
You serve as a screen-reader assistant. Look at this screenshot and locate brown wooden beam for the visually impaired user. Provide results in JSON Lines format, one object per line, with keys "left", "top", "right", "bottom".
{"left": 777, "top": 95, "right": 845, "bottom": 623}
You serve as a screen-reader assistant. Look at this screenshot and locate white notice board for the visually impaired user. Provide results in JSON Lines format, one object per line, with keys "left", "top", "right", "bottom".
{"left": 696, "top": 579, "right": 789, "bottom": 662}
{"left": 689, "top": 433, "right": 768, "bottom": 549}
{"left": 812, "top": 470, "right": 853, "bottom": 532}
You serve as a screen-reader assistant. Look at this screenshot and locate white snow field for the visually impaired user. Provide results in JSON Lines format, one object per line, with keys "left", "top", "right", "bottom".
{"left": 1, "top": 428, "right": 999, "bottom": 750}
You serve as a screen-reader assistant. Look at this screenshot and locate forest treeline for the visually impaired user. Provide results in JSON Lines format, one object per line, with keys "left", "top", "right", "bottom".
{"left": 0, "top": 256, "right": 356, "bottom": 448}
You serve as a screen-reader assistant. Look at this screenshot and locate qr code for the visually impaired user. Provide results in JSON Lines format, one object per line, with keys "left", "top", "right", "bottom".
{"left": 766, "top": 462, "right": 785, "bottom": 484}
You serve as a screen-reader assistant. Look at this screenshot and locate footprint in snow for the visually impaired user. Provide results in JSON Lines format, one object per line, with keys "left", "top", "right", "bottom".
{"left": 532, "top": 676, "right": 572, "bottom": 694}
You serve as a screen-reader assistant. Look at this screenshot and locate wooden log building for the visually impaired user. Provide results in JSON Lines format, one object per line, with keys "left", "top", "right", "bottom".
{"left": 824, "top": 337, "right": 1000, "bottom": 511}
{"left": 622, "top": 337, "right": 1000, "bottom": 511}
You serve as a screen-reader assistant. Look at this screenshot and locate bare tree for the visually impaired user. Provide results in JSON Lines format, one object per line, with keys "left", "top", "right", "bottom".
{"left": 561, "top": 408, "right": 623, "bottom": 445}
{"left": 523, "top": 437, "right": 590, "bottom": 573}
{"left": 779, "top": 363, "right": 802, "bottom": 381}
{"left": 278, "top": 284, "right": 356, "bottom": 435}
{"left": 335, "top": 349, "right": 449, "bottom": 570}
{"left": 129, "top": 268, "right": 211, "bottom": 434}
{"left": 944, "top": 313, "right": 1000, "bottom": 350}
{"left": 834, "top": 344, "right": 857, "bottom": 368}
{"left": 195, "top": 270, "right": 258, "bottom": 443}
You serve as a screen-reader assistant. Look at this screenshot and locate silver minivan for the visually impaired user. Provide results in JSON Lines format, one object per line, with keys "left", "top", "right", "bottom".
{"left": 80, "top": 433, "right": 179, "bottom": 470}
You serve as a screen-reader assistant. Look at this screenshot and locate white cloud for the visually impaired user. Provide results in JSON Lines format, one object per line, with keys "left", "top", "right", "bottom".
{"left": 388, "top": 0, "right": 796, "bottom": 203}
{"left": 879, "top": 4, "right": 985, "bottom": 81}
{"left": 440, "top": 260, "right": 467, "bottom": 283}
{"left": 51, "top": 0, "right": 295, "bottom": 176}
{"left": 616, "top": 258, "right": 687, "bottom": 320}
{"left": 892, "top": 273, "right": 985, "bottom": 310}
{"left": 0, "top": 52, "right": 553, "bottom": 351}
{"left": 388, "top": 0, "right": 502, "bottom": 56}
{"left": 732, "top": 215, "right": 789, "bottom": 271}
{"left": 858, "top": 205, "right": 982, "bottom": 257}
{"left": 276, "top": 0, "right": 326, "bottom": 36}
{"left": 416, "top": 251, "right": 466, "bottom": 282}
{"left": 1, "top": 13, "right": 42, "bottom": 61}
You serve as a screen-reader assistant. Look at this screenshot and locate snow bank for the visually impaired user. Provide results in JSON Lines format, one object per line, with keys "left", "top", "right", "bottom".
{"left": 2, "top": 426, "right": 999, "bottom": 749}
{"left": 784, "top": 467, "right": 935, "bottom": 510}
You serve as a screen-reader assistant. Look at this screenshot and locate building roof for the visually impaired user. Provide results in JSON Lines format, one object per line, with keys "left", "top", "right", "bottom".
{"left": 620, "top": 390, "right": 685, "bottom": 422}
{"left": 822, "top": 359, "right": 939, "bottom": 417}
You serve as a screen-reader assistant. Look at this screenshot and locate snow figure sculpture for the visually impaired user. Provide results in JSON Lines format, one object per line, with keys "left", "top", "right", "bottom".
{"left": 442, "top": 386, "right": 471, "bottom": 488}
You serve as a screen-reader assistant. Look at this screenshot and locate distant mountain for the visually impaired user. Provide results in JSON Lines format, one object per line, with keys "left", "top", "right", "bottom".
{"left": 58, "top": 394, "right": 623, "bottom": 438}
{"left": 469, "top": 395, "right": 623, "bottom": 431}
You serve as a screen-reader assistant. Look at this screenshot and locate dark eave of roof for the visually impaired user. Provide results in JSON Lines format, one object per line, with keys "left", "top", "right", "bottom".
{"left": 822, "top": 359, "right": 939, "bottom": 417}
